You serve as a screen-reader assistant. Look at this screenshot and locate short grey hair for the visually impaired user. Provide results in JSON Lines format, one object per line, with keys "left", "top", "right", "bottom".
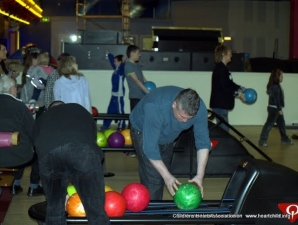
{"left": 175, "top": 88, "right": 200, "bottom": 116}
{"left": 0, "top": 75, "right": 15, "bottom": 94}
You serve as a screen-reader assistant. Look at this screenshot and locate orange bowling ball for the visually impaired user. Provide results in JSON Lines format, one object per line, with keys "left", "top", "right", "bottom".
{"left": 66, "top": 193, "right": 86, "bottom": 217}
{"left": 120, "top": 129, "right": 133, "bottom": 146}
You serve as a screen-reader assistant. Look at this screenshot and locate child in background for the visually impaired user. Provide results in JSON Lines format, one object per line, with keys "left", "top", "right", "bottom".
{"left": 124, "top": 45, "right": 149, "bottom": 111}
{"left": 100, "top": 51, "right": 126, "bottom": 131}
{"left": 258, "top": 68, "right": 293, "bottom": 147}
{"left": 53, "top": 56, "right": 92, "bottom": 113}
{"left": 27, "top": 52, "right": 54, "bottom": 103}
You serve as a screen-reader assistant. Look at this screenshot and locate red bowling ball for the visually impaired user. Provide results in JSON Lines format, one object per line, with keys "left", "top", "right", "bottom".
{"left": 121, "top": 183, "right": 150, "bottom": 212}
{"left": 108, "top": 132, "right": 125, "bottom": 147}
{"left": 104, "top": 191, "right": 126, "bottom": 217}
{"left": 92, "top": 106, "right": 98, "bottom": 117}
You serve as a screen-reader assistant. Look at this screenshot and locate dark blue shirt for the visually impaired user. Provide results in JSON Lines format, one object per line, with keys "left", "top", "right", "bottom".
{"left": 129, "top": 86, "right": 211, "bottom": 160}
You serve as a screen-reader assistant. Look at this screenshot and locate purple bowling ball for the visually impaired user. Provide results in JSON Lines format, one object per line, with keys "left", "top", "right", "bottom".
{"left": 108, "top": 132, "right": 125, "bottom": 147}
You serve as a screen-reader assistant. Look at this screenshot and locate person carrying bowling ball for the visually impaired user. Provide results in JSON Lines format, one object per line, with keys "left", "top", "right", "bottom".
{"left": 129, "top": 86, "right": 211, "bottom": 200}
{"left": 124, "top": 45, "right": 149, "bottom": 111}
{"left": 210, "top": 44, "right": 245, "bottom": 132}
{"left": 32, "top": 102, "right": 110, "bottom": 225}
{"left": 258, "top": 68, "right": 293, "bottom": 147}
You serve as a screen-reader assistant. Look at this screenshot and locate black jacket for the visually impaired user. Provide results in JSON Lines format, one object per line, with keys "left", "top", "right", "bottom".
{"left": 0, "top": 94, "right": 35, "bottom": 167}
{"left": 32, "top": 103, "right": 103, "bottom": 161}
{"left": 267, "top": 84, "right": 284, "bottom": 111}
{"left": 210, "top": 62, "right": 241, "bottom": 110}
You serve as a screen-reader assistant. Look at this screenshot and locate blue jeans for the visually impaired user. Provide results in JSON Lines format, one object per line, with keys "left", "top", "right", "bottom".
{"left": 259, "top": 107, "right": 289, "bottom": 143}
{"left": 130, "top": 126, "right": 174, "bottom": 200}
{"left": 13, "top": 158, "right": 40, "bottom": 188}
{"left": 212, "top": 108, "right": 230, "bottom": 132}
{"left": 39, "top": 143, "right": 110, "bottom": 225}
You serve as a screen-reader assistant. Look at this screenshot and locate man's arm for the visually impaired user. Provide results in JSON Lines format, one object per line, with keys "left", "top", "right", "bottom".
{"left": 191, "top": 99, "right": 211, "bottom": 197}
{"left": 142, "top": 73, "right": 147, "bottom": 83}
{"left": 149, "top": 159, "right": 181, "bottom": 196}
{"left": 128, "top": 72, "right": 149, "bottom": 94}
{"left": 189, "top": 149, "right": 209, "bottom": 197}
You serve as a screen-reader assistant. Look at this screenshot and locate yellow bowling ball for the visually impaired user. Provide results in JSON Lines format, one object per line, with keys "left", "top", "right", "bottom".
{"left": 121, "top": 129, "right": 133, "bottom": 146}
{"left": 105, "top": 185, "right": 114, "bottom": 192}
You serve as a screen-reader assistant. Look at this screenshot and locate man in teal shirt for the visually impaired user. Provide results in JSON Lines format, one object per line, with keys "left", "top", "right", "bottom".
{"left": 129, "top": 86, "right": 211, "bottom": 200}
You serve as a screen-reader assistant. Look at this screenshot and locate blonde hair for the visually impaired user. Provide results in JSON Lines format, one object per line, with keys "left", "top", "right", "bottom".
{"left": 0, "top": 75, "right": 15, "bottom": 94}
{"left": 38, "top": 52, "right": 50, "bottom": 65}
{"left": 58, "top": 56, "right": 82, "bottom": 79}
{"left": 214, "top": 44, "right": 231, "bottom": 63}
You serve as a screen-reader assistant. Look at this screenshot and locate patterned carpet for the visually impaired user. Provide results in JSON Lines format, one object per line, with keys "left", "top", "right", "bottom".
{"left": 0, "top": 187, "right": 13, "bottom": 224}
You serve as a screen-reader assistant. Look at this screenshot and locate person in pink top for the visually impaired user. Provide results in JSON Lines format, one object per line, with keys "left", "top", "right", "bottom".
{"left": 27, "top": 52, "right": 54, "bottom": 103}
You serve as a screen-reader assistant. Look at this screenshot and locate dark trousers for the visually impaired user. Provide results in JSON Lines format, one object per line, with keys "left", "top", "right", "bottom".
{"left": 259, "top": 107, "right": 289, "bottom": 143}
{"left": 32, "top": 78, "right": 47, "bottom": 101}
{"left": 128, "top": 98, "right": 140, "bottom": 129}
{"left": 130, "top": 98, "right": 140, "bottom": 111}
{"left": 39, "top": 143, "right": 110, "bottom": 225}
{"left": 13, "top": 159, "right": 40, "bottom": 184}
{"left": 102, "top": 96, "right": 126, "bottom": 129}
{"left": 130, "top": 126, "right": 174, "bottom": 200}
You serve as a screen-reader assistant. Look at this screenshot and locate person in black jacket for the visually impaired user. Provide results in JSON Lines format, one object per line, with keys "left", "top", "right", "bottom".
{"left": 0, "top": 75, "right": 36, "bottom": 196}
{"left": 258, "top": 69, "right": 293, "bottom": 147}
{"left": 210, "top": 44, "right": 245, "bottom": 132}
{"left": 32, "top": 102, "right": 110, "bottom": 225}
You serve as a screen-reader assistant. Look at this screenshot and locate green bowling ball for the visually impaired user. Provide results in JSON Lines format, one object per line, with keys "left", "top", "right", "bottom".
{"left": 97, "top": 132, "right": 107, "bottom": 147}
{"left": 174, "top": 183, "right": 202, "bottom": 210}
{"left": 67, "top": 185, "right": 77, "bottom": 196}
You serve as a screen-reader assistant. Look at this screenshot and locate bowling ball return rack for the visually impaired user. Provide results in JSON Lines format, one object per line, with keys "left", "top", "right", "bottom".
{"left": 28, "top": 158, "right": 298, "bottom": 225}
{"left": 93, "top": 111, "right": 272, "bottom": 178}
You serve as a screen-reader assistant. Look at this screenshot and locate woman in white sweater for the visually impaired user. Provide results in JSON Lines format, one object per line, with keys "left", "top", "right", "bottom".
{"left": 53, "top": 56, "right": 91, "bottom": 113}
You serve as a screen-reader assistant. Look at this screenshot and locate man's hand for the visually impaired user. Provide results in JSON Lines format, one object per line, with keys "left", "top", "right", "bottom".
{"left": 164, "top": 173, "right": 181, "bottom": 196}
{"left": 188, "top": 176, "right": 204, "bottom": 197}
{"left": 149, "top": 159, "right": 181, "bottom": 196}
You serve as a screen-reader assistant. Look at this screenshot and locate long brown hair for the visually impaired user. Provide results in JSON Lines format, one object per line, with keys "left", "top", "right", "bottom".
{"left": 267, "top": 68, "right": 282, "bottom": 90}
{"left": 21, "top": 52, "right": 39, "bottom": 87}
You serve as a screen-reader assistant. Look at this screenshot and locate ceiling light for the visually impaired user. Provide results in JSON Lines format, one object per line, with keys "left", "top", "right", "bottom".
{"left": 0, "top": 9, "right": 30, "bottom": 25}
{"left": 15, "top": 0, "right": 43, "bottom": 18}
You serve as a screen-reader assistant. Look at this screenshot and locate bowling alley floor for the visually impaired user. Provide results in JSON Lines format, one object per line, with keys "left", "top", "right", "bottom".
{"left": 2, "top": 125, "right": 298, "bottom": 225}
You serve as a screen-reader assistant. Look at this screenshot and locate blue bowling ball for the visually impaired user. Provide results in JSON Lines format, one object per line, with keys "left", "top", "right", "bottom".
{"left": 243, "top": 88, "right": 257, "bottom": 104}
{"left": 144, "top": 81, "right": 156, "bottom": 92}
